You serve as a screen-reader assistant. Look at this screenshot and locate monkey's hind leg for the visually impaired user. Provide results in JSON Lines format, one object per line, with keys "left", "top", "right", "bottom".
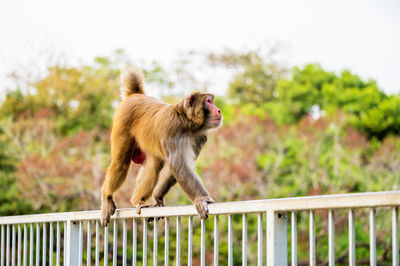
{"left": 135, "top": 163, "right": 177, "bottom": 215}
{"left": 101, "top": 133, "right": 134, "bottom": 226}
{"left": 151, "top": 164, "right": 177, "bottom": 206}
{"left": 142, "top": 165, "right": 177, "bottom": 222}
{"left": 130, "top": 156, "right": 163, "bottom": 214}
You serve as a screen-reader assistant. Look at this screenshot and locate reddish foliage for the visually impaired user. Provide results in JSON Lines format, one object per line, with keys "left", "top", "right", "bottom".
{"left": 342, "top": 126, "right": 369, "bottom": 150}
{"left": 297, "top": 115, "right": 328, "bottom": 142}
{"left": 33, "top": 107, "right": 55, "bottom": 120}
{"left": 371, "top": 136, "right": 400, "bottom": 173}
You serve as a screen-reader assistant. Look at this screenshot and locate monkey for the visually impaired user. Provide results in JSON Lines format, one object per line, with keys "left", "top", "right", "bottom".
{"left": 100, "top": 67, "right": 222, "bottom": 226}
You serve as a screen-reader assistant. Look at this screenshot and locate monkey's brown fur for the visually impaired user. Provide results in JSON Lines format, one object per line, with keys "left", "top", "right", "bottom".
{"left": 101, "top": 67, "right": 222, "bottom": 226}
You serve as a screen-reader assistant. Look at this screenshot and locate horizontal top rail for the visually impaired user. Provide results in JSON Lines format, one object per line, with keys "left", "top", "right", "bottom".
{"left": 0, "top": 191, "right": 399, "bottom": 224}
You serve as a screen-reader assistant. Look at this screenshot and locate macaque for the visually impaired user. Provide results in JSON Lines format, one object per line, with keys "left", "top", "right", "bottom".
{"left": 100, "top": 67, "right": 222, "bottom": 226}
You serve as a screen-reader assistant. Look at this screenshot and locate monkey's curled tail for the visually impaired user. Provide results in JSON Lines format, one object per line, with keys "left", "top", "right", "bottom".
{"left": 120, "top": 67, "right": 145, "bottom": 99}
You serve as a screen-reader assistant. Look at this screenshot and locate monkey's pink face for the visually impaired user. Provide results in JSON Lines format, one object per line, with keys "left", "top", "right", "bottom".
{"left": 204, "top": 96, "right": 222, "bottom": 128}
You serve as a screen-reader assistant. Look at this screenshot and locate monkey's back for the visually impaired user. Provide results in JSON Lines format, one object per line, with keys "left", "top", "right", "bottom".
{"left": 113, "top": 94, "right": 181, "bottom": 159}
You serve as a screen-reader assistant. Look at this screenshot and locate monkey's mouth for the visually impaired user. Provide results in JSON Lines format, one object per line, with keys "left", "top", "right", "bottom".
{"left": 212, "top": 118, "right": 222, "bottom": 126}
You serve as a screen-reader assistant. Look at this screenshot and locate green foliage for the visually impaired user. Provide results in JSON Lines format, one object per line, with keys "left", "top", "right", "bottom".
{"left": 0, "top": 90, "right": 30, "bottom": 119}
{"left": 33, "top": 65, "right": 120, "bottom": 134}
{"left": 1, "top": 66, "right": 120, "bottom": 135}
{"left": 357, "top": 96, "right": 400, "bottom": 138}
{"left": 222, "top": 56, "right": 398, "bottom": 139}
{"left": 269, "top": 65, "right": 385, "bottom": 125}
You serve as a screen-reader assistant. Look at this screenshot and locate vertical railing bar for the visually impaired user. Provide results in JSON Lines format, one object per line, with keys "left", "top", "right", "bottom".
{"left": 56, "top": 222, "right": 60, "bottom": 266}
{"left": 78, "top": 221, "right": 83, "bottom": 266}
{"left": 23, "top": 224, "right": 27, "bottom": 266}
{"left": 29, "top": 224, "right": 33, "bottom": 266}
{"left": 1, "top": 225, "right": 4, "bottom": 266}
{"left": 214, "top": 215, "right": 219, "bottom": 266}
{"left": 369, "top": 208, "right": 376, "bottom": 266}
{"left": 6, "top": 225, "right": 9, "bottom": 266}
{"left": 200, "top": 219, "right": 205, "bottom": 266}
{"left": 133, "top": 219, "right": 137, "bottom": 266}
{"left": 63, "top": 222, "right": 66, "bottom": 266}
{"left": 104, "top": 225, "right": 109, "bottom": 266}
{"left": 348, "top": 209, "right": 355, "bottom": 266}
{"left": 66, "top": 220, "right": 80, "bottom": 266}
{"left": 63, "top": 220, "right": 69, "bottom": 266}
{"left": 11, "top": 225, "right": 15, "bottom": 266}
{"left": 153, "top": 219, "right": 158, "bottom": 266}
{"left": 228, "top": 215, "right": 233, "bottom": 266}
{"left": 328, "top": 210, "right": 334, "bottom": 266}
{"left": 176, "top": 217, "right": 181, "bottom": 266}
{"left": 122, "top": 219, "right": 127, "bottom": 266}
{"left": 309, "top": 211, "right": 316, "bottom": 266}
{"left": 6, "top": 225, "right": 10, "bottom": 266}
{"left": 95, "top": 221, "right": 99, "bottom": 266}
{"left": 49, "top": 223, "right": 53, "bottom": 266}
{"left": 42, "top": 223, "right": 46, "bottom": 266}
{"left": 17, "top": 225, "right": 21, "bottom": 266}
{"left": 392, "top": 207, "right": 399, "bottom": 266}
{"left": 143, "top": 219, "right": 148, "bottom": 266}
{"left": 112, "top": 220, "right": 117, "bottom": 266}
{"left": 291, "top": 211, "right": 297, "bottom": 266}
{"left": 36, "top": 224, "right": 39, "bottom": 266}
{"left": 87, "top": 221, "right": 91, "bottom": 266}
{"left": 257, "top": 213, "right": 263, "bottom": 266}
{"left": 188, "top": 217, "right": 193, "bottom": 266}
{"left": 266, "top": 211, "right": 288, "bottom": 266}
{"left": 164, "top": 218, "right": 168, "bottom": 266}
{"left": 242, "top": 214, "right": 247, "bottom": 266}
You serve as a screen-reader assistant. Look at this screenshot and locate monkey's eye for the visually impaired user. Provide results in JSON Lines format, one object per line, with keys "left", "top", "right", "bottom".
{"left": 206, "top": 98, "right": 213, "bottom": 104}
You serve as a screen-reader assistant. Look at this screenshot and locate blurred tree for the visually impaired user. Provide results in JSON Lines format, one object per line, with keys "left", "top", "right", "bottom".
{"left": 357, "top": 96, "right": 400, "bottom": 139}
{"left": 0, "top": 90, "right": 33, "bottom": 120}
{"left": 269, "top": 64, "right": 397, "bottom": 139}
{"left": 0, "top": 125, "right": 32, "bottom": 215}
{"left": 0, "top": 50, "right": 175, "bottom": 136}
{"left": 33, "top": 65, "right": 120, "bottom": 135}
{"left": 213, "top": 54, "right": 399, "bottom": 139}
{"left": 208, "top": 48, "right": 288, "bottom": 104}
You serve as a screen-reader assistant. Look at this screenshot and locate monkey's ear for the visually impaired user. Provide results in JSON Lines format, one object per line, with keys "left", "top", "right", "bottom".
{"left": 186, "top": 93, "right": 197, "bottom": 108}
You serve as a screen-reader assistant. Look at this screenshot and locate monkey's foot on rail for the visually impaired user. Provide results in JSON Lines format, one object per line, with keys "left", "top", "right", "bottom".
{"left": 100, "top": 196, "right": 116, "bottom": 227}
{"left": 135, "top": 201, "right": 165, "bottom": 215}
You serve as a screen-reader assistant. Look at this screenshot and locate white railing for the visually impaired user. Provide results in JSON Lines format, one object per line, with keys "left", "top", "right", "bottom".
{"left": 0, "top": 191, "right": 399, "bottom": 266}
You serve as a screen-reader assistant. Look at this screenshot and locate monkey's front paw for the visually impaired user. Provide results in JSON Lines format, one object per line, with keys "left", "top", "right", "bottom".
{"left": 194, "top": 196, "right": 215, "bottom": 220}
{"left": 100, "top": 197, "right": 116, "bottom": 227}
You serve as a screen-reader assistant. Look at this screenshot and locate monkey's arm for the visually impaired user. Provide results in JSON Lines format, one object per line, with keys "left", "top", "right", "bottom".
{"left": 165, "top": 139, "right": 214, "bottom": 219}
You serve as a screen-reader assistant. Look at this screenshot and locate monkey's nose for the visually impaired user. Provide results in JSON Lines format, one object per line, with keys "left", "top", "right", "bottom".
{"left": 216, "top": 109, "right": 222, "bottom": 119}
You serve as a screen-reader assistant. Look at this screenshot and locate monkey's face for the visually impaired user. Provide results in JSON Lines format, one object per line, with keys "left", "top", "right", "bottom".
{"left": 203, "top": 95, "right": 222, "bottom": 129}
{"left": 182, "top": 92, "right": 222, "bottom": 130}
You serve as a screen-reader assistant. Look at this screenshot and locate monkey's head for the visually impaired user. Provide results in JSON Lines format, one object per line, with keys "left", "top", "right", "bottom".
{"left": 180, "top": 92, "right": 222, "bottom": 130}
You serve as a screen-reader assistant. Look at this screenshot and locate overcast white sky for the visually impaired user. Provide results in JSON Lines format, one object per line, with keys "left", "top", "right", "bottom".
{"left": 0, "top": 0, "right": 399, "bottom": 95}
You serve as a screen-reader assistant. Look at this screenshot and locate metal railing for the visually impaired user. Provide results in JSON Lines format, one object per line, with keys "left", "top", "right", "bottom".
{"left": 0, "top": 191, "right": 399, "bottom": 266}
